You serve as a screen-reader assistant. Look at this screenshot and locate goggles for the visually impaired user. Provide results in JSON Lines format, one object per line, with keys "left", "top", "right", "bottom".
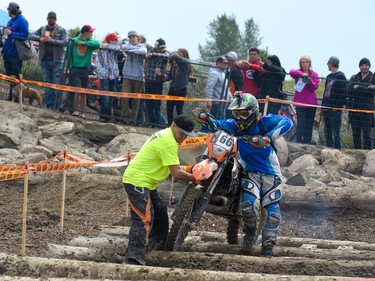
{"left": 232, "top": 110, "right": 250, "bottom": 120}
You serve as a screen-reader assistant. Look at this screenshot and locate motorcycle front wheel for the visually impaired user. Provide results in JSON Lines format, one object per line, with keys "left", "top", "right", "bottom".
{"left": 165, "top": 187, "right": 204, "bottom": 251}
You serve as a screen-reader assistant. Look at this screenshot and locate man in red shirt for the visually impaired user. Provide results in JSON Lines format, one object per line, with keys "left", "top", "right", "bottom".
{"left": 233, "top": 48, "right": 263, "bottom": 98}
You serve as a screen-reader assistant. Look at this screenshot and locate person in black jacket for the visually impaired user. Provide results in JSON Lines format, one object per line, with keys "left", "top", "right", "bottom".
{"left": 157, "top": 48, "right": 192, "bottom": 125}
{"left": 321, "top": 56, "right": 348, "bottom": 149}
{"left": 257, "top": 55, "right": 286, "bottom": 115}
{"left": 347, "top": 58, "right": 374, "bottom": 149}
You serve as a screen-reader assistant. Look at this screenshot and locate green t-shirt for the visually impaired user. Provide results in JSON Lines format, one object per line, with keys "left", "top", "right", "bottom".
{"left": 122, "top": 128, "right": 179, "bottom": 190}
{"left": 69, "top": 34, "right": 100, "bottom": 68}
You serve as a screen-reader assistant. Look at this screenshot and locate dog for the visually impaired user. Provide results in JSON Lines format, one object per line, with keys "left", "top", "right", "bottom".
{"left": 12, "top": 83, "right": 43, "bottom": 108}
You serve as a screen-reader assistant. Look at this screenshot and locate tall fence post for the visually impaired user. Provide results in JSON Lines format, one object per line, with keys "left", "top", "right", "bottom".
{"left": 19, "top": 74, "right": 23, "bottom": 113}
{"left": 263, "top": 95, "right": 269, "bottom": 116}
{"left": 21, "top": 164, "right": 29, "bottom": 257}
{"left": 60, "top": 147, "right": 67, "bottom": 233}
{"left": 124, "top": 150, "right": 131, "bottom": 218}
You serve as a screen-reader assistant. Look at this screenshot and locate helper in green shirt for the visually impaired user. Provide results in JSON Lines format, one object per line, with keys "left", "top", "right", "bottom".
{"left": 122, "top": 115, "right": 197, "bottom": 266}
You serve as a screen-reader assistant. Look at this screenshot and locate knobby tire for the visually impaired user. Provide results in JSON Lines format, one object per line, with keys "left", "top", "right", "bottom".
{"left": 226, "top": 218, "right": 240, "bottom": 244}
{"left": 165, "top": 188, "right": 204, "bottom": 251}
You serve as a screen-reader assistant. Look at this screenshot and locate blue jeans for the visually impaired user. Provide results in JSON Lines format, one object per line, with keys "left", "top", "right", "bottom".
{"left": 99, "top": 79, "right": 117, "bottom": 121}
{"left": 3, "top": 56, "right": 23, "bottom": 100}
{"left": 323, "top": 110, "right": 342, "bottom": 148}
{"left": 210, "top": 102, "right": 225, "bottom": 120}
{"left": 137, "top": 99, "right": 146, "bottom": 124}
{"left": 145, "top": 82, "right": 164, "bottom": 126}
{"left": 41, "top": 61, "right": 63, "bottom": 110}
{"left": 296, "top": 106, "right": 317, "bottom": 144}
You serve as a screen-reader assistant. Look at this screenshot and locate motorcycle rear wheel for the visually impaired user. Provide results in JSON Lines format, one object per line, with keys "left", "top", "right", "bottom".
{"left": 226, "top": 218, "right": 240, "bottom": 244}
{"left": 165, "top": 187, "right": 204, "bottom": 251}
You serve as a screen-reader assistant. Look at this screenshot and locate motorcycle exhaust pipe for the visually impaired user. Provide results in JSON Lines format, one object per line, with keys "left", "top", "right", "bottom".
{"left": 206, "top": 195, "right": 229, "bottom": 214}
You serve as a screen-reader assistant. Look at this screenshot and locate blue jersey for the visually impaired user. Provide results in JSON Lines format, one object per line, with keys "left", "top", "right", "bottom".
{"left": 206, "top": 114, "right": 293, "bottom": 176}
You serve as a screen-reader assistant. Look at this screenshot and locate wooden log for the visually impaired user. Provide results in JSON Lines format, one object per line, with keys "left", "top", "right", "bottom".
{"left": 46, "top": 244, "right": 375, "bottom": 277}
{"left": 0, "top": 277, "right": 126, "bottom": 281}
{"left": 146, "top": 251, "right": 375, "bottom": 277}
{"left": 98, "top": 226, "right": 375, "bottom": 252}
{"left": 282, "top": 184, "right": 375, "bottom": 211}
{"left": 51, "top": 236, "right": 375, "bottom": 262}
{"left": 99, "top": 225, "right": 130, "bottom": 237}
{"left": 0, "top": 253, "right": 371, "bottom": 281}
{"left": 68, "top": 236, "right": 128, "bottom": 254}
{"left": 182, "top": 242, "right": 375, "bottom": 261}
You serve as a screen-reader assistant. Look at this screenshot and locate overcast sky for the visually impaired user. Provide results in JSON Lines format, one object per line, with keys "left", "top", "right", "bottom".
{"left": 7, "top": 0, "right": 375, "bottom": 78}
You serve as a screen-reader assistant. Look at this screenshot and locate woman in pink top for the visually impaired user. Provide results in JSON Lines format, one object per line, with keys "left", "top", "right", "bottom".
{"left": 289, "top": 56, "right": 320, "bottom": 144}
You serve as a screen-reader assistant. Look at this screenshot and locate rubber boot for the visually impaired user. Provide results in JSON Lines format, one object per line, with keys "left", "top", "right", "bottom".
{"left": 261, "top": 229, "right": 277, "bottom": 257}
{"left": 241, "top": 227, "right": 256, "bottom": 253}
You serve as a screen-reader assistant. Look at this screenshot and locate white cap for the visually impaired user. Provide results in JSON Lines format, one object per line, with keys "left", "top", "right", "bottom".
{"left": 225, "top": 51, "right": 238, "bottom": 61}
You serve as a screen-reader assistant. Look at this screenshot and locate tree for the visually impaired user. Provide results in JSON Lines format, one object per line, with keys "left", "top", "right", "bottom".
{"left": 239, "top": 18, "right": 263, "bottom": 59}
{"left": 198, "top": 14, "right": 241, "bottom": 62}
{"left": 68, "top": 27, "right": 80, "bottom": 39}
{"left": 199, "top": 14, "right": 263, "bottom": 62}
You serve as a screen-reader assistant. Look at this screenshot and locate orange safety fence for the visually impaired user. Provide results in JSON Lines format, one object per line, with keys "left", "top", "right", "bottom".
{"left": 0, "top": 137, "right": 210, "bottom": 182}
{"left": 266, "top": 97, "right": 375, "bottom": 114}
{"left": 0, "top": 73, "right": 227, "bottom": 104}
{"left": 2, "top": 73, "right": 374, "bottom": 114}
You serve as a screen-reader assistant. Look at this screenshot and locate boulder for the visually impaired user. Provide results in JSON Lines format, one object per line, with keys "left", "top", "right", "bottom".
{"left": 75, "top": 121, "right": 127, "bottom": 143}
{"left": 288, "top": 154, "right": 319, "bottom": 174}
{"left": 0, "top": 110, "right": 41, "bottom": 148}
{"left": 363, "top": 149, "right": 375, "bottom": 177}
{"left": 39, "top": 121, "right": 75, "bottom": 138}
{"left": 321, "top": 149, "right": 358, "bottom": 174}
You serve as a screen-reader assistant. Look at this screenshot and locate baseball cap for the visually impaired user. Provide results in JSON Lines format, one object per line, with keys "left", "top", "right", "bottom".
{"left": 225, "top": 51, "right": 238, "bottom": 61}
{"left": 81, "top": 24, "right": 96, "bottom": 33}
{"left": 327, "top": 56, "right": 340, "bottom": 66}
{"left": 47, "top": 11, "right": 56, "bottom": 18}
{"left": 7, "top": 2, "right": 19, "bottom": 11}
{"left": 155, "top": 38, "right": 166, "bottom": 48}
{"left": 105, "top": 32, "right": 120, "bottom": 43}
{"left": 128, "top": 30, "right": 139, "bottom": 37}
{"left": 174, "top": 115, "right": 196, "bottom": 137}
{"left": 216, "top": 56, "right": 228, "bottom": 64}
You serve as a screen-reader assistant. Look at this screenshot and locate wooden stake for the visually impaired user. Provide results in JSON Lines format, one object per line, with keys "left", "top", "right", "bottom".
{"left": 60, "top": 147, "right": 67, "bottom": 232}
{"left": 19, "top": 74, "right": 23, "bottom": 113}
{"left": 263, "top": 95, "right": 269, "bottom": 116}
{"left": 124, "top": 150, "right": 131, "bottom": 218}
{"left": 169, "top": 176, "right": 174, "bottom": 206}
{"left": 21, "top": 164, "right": 29, "bottom": 257}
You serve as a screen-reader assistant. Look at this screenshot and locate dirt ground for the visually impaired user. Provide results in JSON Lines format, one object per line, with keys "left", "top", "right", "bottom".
{"left": 1, "top": 172, "right": 375, "bottom": 277}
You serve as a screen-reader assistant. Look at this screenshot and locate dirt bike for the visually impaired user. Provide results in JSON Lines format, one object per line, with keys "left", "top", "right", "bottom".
{"left": 165, "top": 128, "right": 242, "bottom": 251}
{"left": 166, "top": 111, "right": 270, "bottom": 251}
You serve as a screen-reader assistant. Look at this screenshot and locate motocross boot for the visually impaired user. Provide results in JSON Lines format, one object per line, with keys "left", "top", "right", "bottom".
{"left": 261, "top": 229, "right": 277, "bottom": 257}
{"left": 241, "top": 227, "right": 257, "bottom": 253}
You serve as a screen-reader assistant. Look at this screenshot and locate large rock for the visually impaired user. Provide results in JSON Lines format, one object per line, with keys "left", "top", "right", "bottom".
{"left": 288, "top": 154, "right": 319, "bottom": 174}
{"left": 275, "top": 137, "right": 288, "bottom": 167}
{"left": 39, "top": 121, "right": 75, "bottom": 138}
{"left": 19, "top": 144, "right": 53, "bottom": 159}
{"left": 75, "top": 121, "right": 127, "bottom": 143}
{"left": 98, "top": 133, "right": 149, "bottom": 159}
{"left": 0, "top": 148, "right": 23, "bottom": 165}
{"left": 321, "top": 149, "right": 359, "bottom": 174}
{"left": 0, "top": 110, "right": 41, "bottom": 149}
{"left": 363, "top": 149, "right": 375, "bottom": 177}
{"left": 39, "top": 134, "right": 97, "bottom": 155}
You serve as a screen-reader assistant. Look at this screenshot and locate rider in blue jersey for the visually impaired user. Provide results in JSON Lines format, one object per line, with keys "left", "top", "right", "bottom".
{"left": 194, "top": 92, "right": 293, "bottom": 256}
